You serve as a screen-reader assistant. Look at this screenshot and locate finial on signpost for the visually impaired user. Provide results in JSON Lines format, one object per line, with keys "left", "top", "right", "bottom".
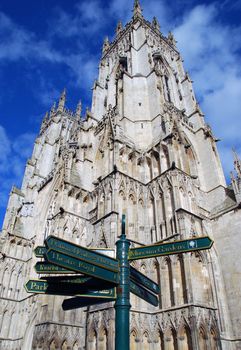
{"left": 121, "top": 214, "right": 126, "bottom": 237}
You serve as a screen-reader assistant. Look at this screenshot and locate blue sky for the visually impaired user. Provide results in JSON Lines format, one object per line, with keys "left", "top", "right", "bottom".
{"left": 0, "top": 0, "right": 241, "bottom": 228}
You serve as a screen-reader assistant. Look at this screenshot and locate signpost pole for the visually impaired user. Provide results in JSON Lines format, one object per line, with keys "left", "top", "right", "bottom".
{"left": 115, "top": 215, "right": 131, "bottom": 350}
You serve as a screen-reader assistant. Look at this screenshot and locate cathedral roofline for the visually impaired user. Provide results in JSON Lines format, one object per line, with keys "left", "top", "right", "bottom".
{"left": 101, "top": 1, "right": 179, "bottom": 60}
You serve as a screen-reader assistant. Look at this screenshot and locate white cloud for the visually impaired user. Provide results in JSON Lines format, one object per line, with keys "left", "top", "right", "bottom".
{"left": 173, "top": 4, "right": 241, "bottom": 178}
{"left": 0, "top": 0, "right": 240, "bottom": 182}
{"left": 0, "top": 12, "right": 61, "bottom": 63}
{"left": 0, "top": 10, "right": 96, "bottom": 92}
{"left": 0, "top": 125, "right": 11, "bottom": 173}
{"left": 49, "top": 1, "right": 106, "bottom": 39}
{"left": 0, "top": 125, "right": 36, "bottom": 209}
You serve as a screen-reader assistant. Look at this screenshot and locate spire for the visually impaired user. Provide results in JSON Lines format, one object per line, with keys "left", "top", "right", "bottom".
{"left": 50, "top": 102, "right": 56, "bottom": 117}
{"left": 75, "top": 100, "right": 82, "bottom": 119}
{"left": 43, "top": 111, "right": 49, "bottom": 121}
{"left": 152, "top": 17, "right": 160, "bottom": 32}
{"left": 167, "top": 31, "right": 177, "bottom": 47}
{"left": 232, "top": 149, "right": 241, "bottom": 177}
{"left": 57, "top": 88, "right": 66, "bottom": 113}
{"left": 231, "top": 149, "right": 241, "bottom": 204}
{"left": 40, "top": 112, "right": 49, "bottom": 133}
{"left": 102, "top": 37, "right": 110, "bottom": 55}
{"left": 133, "top": 0, "right": 143, "bottom": 19}
{"left": 116, "top": 21, "right": 123, "bottom": 36}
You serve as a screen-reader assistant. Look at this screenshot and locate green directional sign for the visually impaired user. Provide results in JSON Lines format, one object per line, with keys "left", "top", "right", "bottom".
{"left": 62, "top": 294, "right": 116, "bottom": 310}
{"left": 25, "top": 279, "right": 116, "bottom": 297}
{"left": 128, "top": 236, "right": 213, "bottom": 261}
{"left": 130, "top": 266, "right": 160, "bottom": 294}
{"left": 45, "top": 250, "right": 119, "bottom": 284}
{"left": 45, "top": 235, "right": 119, "bottom": 272}
{"left": 34, "top": 246, "right": 46, "bottom": 258}
{"left": 35, "top": 262, "right": 75, "bottom": 274}
{"left": 130, "top": 280, "right": 158, "bottom": 307}
{"left": 25, "top": 280, "right": 49, "bottom": 294}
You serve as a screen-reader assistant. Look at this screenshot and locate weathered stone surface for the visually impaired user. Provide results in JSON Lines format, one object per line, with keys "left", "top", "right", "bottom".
{"left": 0, "top": 1, "right": 241, "bottom": 349}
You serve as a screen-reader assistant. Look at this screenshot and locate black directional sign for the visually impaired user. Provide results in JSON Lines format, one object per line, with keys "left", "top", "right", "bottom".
{"left": 25, "top": 279, "right": 116, "bottom": 298}
{"left": 45, "top": 250, "right": 119, "bottom": 284}
{"left": 128, "top": 236, "right": 213, "bottom": 261}
{"left": 45, "top": 235, "right": 119, "bottom": 272}
{"left": 43, "top": 275, "right": 115, "bottom": 291}
{"left": 130, "top": 280, "right": 158, "bottom": 307}
{"left": 130, "top": 266, "right": 160, "bottom": 294}
{"left": 62, "top": 294, "right": 116, "bottom": 311}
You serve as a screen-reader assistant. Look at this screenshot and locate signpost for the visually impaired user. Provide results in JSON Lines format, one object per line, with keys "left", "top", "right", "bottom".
{"left": 130, "top": 266, "right": 160, "bottom": 294}
{"left": 62, "top": 294, "right": 116, "bottom": 310}
{"left": 34, "top": 246, "right": 46, "bottom": 258}
{"left": 130, "top": 280, "right": 159, "bottom": 307}
{"left": 35, "top": 261, "right": 75, "bottom": 274}
{"left": 42, "top": 275, "right": 116, "bottom": 290}
{"left": 45, "top": 235, "right": 119, "bottom": 272}
{"left": 128, "top": 236, "right": 213, "bottom": 261}
{"left": 25, "top": 279, "right": 116, "bottom": 298}
{"left": 26, "top": 215, "right": 214, "bottom": 350}
{"left": 45, "top": 249, "right": 119, "bottom": 284}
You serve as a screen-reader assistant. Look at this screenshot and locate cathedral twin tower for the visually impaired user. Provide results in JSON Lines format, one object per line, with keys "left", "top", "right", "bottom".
{"left": 1, "top": 1, "right": 241, "bottom": 349}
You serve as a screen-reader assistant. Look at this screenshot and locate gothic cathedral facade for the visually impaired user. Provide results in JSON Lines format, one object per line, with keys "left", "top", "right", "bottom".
{"left": 1, "top": 1, "right": 241, "bottom": 349}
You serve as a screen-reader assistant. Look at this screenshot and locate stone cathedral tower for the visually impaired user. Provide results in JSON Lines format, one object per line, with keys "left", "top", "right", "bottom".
{"left": 1, "top": 1, "right": 241, "bottom": 349}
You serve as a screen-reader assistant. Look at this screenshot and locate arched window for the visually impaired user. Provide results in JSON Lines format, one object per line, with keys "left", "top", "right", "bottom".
{"left": 186, "top": 146, "right": 198, "bottom": 177}
{"left": 161, "top": 258, "right": 174, "bottom": 308}
{"left": 138, "top": 198, "right": 144, "bottom": 227}
{"left": 98, "top": 328, "right": 107, "bottom": 350}
{"left": 142, "top": 332, "right": 149, "bottom": 350}
{"left": 172, "top": 255, "right": 187, "bottom": 305}
{"left": 130, "top": 330, "right": 137, "bottom": 350}
{"left": 1, "top": 268, "right": 9, "bottom": 297}
{"left": 0, "top": 310, "right": 10, "bottom": 338}
{"left": 61, "top": 340, "right": 68, "bottom": 350}
{"left": 9, "top": 269, "right": 17, "bottom": 299}
{"left": 72, "top": 229, "right": 79, "bottom": 244}
{"left": 152, "top": 151, "right": 161, "bottom": 178}
{"left": 88, "top": 330, "right": 97, "bottom": 350}
{"left": 210, "top": 328, "right": 219, "bottom": 350}
{"left": 128, "top": 194, "right": 135, "bottom": 229}
{"left": 63, "top": 226, "right": 70, "bottom": 239}
{"left": 164, "top": 328, "right": 178, "bottom": 350}
{"left": 157, "top": 331, "right": 165, "bottom": 349}
{"left": 191, "top": 253, "right": 211, "bottom": 304}
{"left": 137, "top": 157, "right": 145, "bottom": 182}
{"left": 118, "top": 191, "right": 126, "bottom": 220}
{"left": 178, "top": 325, "right": 192, "bottom": 349}
{"left": 99, "top": 193, "right": 105, "bottom": 218}
{"left": 49, "top": 339, "right": 57, "bottom": 350}
{"left": 164, "top": 75, "right": 171, "bottom": 102}
{"left": 8, "top": 312, "right": 16, "bottom": 338}
{"left": 73, "top": 342, "right": 79, "bottom": 350}
{"left": 198, "top": 326, "right": 208, "bottom": 350}
{"left": 145, "top": 158, "right": 152, "bottom": 182}
{"left": 16, "top": 270, "right": 23, "bottom": 299}
{"left": 148, "top": 197, "right": 155, "bottom": 229}
{"left": 106, "top": 190, "right": 112, "bottom": 213}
